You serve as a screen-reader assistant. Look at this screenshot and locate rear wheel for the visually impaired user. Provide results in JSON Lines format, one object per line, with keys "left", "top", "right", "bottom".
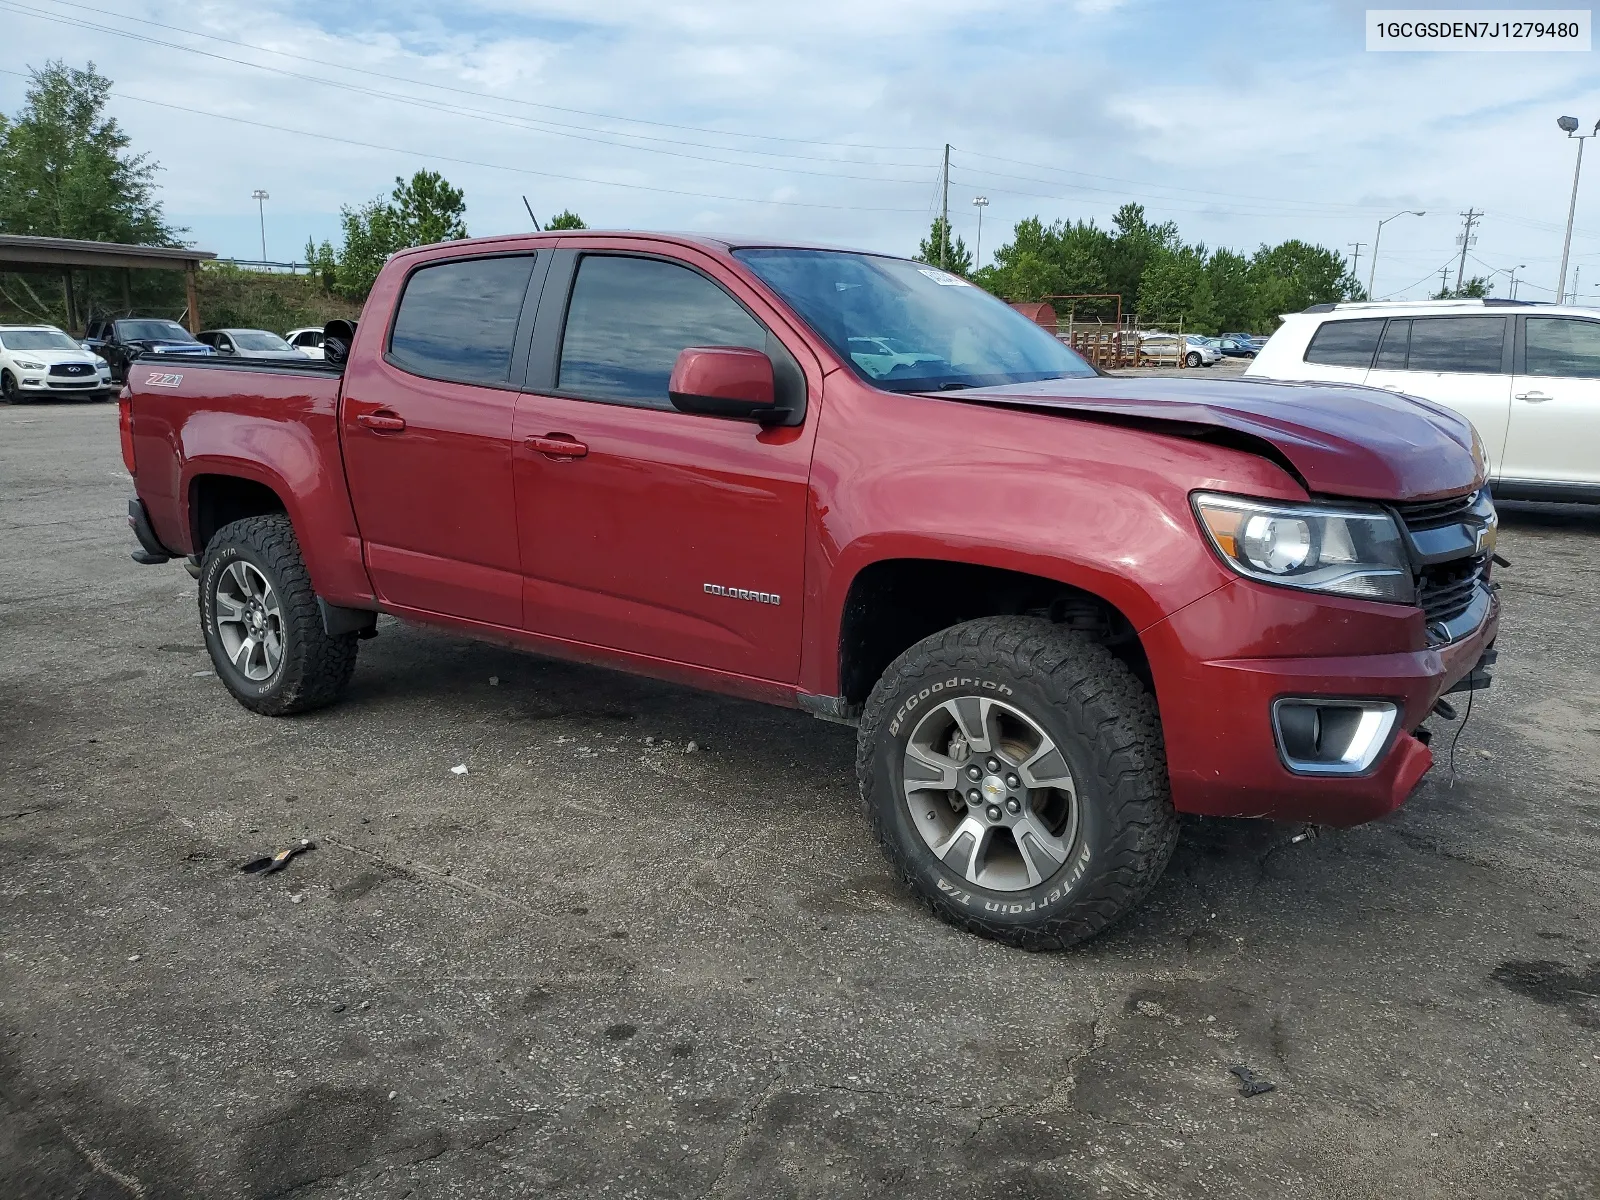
{"left": 199, "top": 514, "right": 358, "bottom": 715}
{"left": 857, "top": 617, "right": 1177, "bottom": 949}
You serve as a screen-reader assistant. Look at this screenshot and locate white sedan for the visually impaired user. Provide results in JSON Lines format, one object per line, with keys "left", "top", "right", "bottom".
{"left": 1138, "top": 332, "right": 1222, "bottom": 368}
{"left": 285, "top": 327, "right": 325, "bottom": 360}
{"left": 0, "top": 324, "right": 114, "bottom": 401}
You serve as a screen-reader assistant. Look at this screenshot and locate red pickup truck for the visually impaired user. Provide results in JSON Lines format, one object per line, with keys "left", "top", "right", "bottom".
{"left": 122, "top": 232, "right": 1499, "bottom": 947}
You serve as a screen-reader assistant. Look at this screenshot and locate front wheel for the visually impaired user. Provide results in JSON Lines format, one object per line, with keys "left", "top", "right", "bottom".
{"left": 199, "top": 514, "right": 359, "bottom": 715}
{"left": 856, "top": 617, "right": 1177, "bottom": 949}
{"left": 1184, "top": 351, "right": 1202, "bottom": 368}
{"left": 1, "top": 371, "right": 18, "bottom": 403}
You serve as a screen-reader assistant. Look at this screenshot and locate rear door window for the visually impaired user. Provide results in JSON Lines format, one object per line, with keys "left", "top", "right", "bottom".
{"left": 1374, "top": 319, "right": 1410, "bottom": 369}
{"left": 556, "top": 254, "right": 766, "bottom": 409}
{"left": 1303, "top": 319, "right": 1384, "bottom": 368}
{"left": 1524, "top": 317, "right": 1600, "bottom": 379}
{"left": 388, "top": 254, "right": 536, "bottom": 386}
{"left": 1404, "top": 316, "right": 1507, "bottom": 374}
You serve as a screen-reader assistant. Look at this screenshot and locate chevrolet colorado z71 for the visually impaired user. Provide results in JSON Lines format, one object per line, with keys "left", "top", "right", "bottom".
{"left": 122, "top": 233, "right": 1500, "bottom": 947}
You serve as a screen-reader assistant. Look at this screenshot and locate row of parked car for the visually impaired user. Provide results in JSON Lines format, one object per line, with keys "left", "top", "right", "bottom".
{"left": 0, "top": 319, "right": 329, "bottom": 401}
{"left": 1132, "top": 331, "right": 1266, "bottom": 368}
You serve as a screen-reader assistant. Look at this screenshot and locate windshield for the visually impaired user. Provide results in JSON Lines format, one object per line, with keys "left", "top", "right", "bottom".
{"left": 117, "top": 320, "right": 196, "bottom": 342}
{"left": 734, "top": 249, "right": 1094, "bottom": 392}
{"left": 231, "top": 331, "right": 293, "bottom": 351}
{"left": 0, "top": 329, "right": 79, "bottom": 351}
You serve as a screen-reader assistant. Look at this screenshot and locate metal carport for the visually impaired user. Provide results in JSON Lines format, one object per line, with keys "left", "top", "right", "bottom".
{"left": 0, "top": 235, "right": 217, "bottom": 334}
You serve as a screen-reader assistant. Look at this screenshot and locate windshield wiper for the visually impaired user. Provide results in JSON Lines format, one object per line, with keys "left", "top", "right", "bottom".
{"left": 933, "top": 381, "right": 971, "bottom": 391}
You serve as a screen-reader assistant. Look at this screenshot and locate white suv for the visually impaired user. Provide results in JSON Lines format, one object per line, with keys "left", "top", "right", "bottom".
{"left": 1247, "top": 298, "right": 1600, "bottom": 501}
{"left": 0, "top": 324, "right": 114, "bottom": 402}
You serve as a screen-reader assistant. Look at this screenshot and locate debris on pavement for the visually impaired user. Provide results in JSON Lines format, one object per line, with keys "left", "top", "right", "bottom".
{"left": 489, "top": 676, "right": 499, "bottom": 686}
{"left": 240, "top": 839, "right": 316, "bottom": 875}
{"left": 1229, "top": 1065, "right": 1276, "bottom": 1097}
{"left": 451, "top": 763, "right": 469, "bottom": 775}
{"left": 685, "top": 740, "right": 699, "bottom": 753}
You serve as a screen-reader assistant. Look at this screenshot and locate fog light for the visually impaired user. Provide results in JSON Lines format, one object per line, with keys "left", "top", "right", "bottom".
{"left": 1272, "top": 699, "right": 1398, "bottom": 775}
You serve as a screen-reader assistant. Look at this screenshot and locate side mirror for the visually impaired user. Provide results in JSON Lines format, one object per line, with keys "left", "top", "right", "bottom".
{"left": 668, "top": 346, "right": 780, "bottom": 422}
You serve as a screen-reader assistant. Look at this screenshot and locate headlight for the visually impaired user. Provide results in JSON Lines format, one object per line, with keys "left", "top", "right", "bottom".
{"left": 1193, "top": 492, "right": 1415, "bottom": 604}
{"left": 15, "top": 358, "right": 45, "bottom": 370}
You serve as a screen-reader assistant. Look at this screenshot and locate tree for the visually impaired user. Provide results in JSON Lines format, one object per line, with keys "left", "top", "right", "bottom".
{"left": 310, "top": 170, "right": 468, "bottom": 301}
{"left": 0, "top": 60, "right": 178, "bottom": 245}
{"left": 1432, "top": 275, "right": 1489, "bottom": 299}
{"left": 916, "top": 216, "right": 973, "bottom": 276}
{"left": 546, "top": 209, "right": 587, "bottom": 230}
{"left": 1245, "top": 239, "right": 1360, "bottom": 328}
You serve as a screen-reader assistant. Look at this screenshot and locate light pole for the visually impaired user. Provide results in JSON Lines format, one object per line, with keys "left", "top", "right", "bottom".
{"left": 1509, "top": 264, "right": 1526, "bottom": 299}
{"left": 1556, "top": 116, "right": 1600, "bottom": 304}
{"left": 1368, "top": 209, "right": 1425, "bottom": 299}
{"left": 251, "top": 189, "right": 270, "bottom": 263}
{"left": 972, "top": 196, "right": 989, "bottom": 272}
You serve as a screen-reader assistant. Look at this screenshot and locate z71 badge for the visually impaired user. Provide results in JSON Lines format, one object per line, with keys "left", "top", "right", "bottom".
{"left": 144, "top": 372, "right": 183, "bottom": 388}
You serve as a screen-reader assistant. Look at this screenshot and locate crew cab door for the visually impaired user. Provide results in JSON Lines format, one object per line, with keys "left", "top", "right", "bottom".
{"left": 512, "top": 245, "right": 817, "bottom": 682}
{"left": 1362, "top": 315, "right": 1512, "bottom": 475}
{"left": 339, "top": 251, "right": 543, "bottom": 626}
{"left": 1502, "top": 314, "right": 1600, "bottom": 487}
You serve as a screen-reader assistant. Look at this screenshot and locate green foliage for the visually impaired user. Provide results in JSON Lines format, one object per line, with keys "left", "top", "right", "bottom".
{"left": 312, "top": 170, "right": 468, "bottom": 301}
{"left": 1432, "top": 275, "right": 1489, "bottom": 299}
{"left": 916, "top": 217, "right": 973, "bottom": 276}
{"left": 974, "top": 206, "right": 1362, "bottom": 334}
{"left": 546, "top": 209, "right": 587, "bottom": 230}
{"left": 0, "top": 60, "right": 178, "bottom": 244}
{"left": 197, "top": 262, "right": 360, "bottom": 333}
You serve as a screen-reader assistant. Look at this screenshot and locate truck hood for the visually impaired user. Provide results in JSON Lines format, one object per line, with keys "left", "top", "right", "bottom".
{"left": 942, "top": 375, "right": 1482, "bottom": 502}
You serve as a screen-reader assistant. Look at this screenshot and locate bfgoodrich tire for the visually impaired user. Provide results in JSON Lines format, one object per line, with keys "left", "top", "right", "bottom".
{"left": 199, "top": 514, "right": 358, "bottom": 715}
{"left": 857, "top": 617, "right": 1177, "bottom": 949}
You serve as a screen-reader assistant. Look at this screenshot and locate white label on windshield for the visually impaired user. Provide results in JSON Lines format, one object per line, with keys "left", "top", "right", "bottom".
{"left": 918, "top": 268, "right": 970, "bottom": 286}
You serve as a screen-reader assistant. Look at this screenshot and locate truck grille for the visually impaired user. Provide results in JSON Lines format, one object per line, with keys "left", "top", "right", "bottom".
{"left": 1393, "top": 488, "right": 1492, "bottom": 637}
{"left": 1393, "top": 492, "right": 1478, "bottom": 530}
{"left": 1417, "top": 555, "right": 1487, "bottom": 625}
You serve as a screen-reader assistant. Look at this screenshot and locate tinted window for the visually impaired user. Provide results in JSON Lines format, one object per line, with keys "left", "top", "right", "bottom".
{"left": 558, "top": 255, "right": 766, "bottom": 407}
{"left": 234, "top": 331, "right": 292, "bottom": 352}
{"left": 1405, "top": 316, "right": 1506, "bottom": 374}
{"left": 1525, "top": 318, "right": 1600, "bottom": 379}
{"left": 117, "top": 320, "right": 195, "bottom": 343}
{"left": 389, "top": 255, "right": 535, "bottom": 386}
{"left": 1374, "top": 319, "right": 1410, "bottom": 369}
{"left": 1304, "top": 319, "right": 1383, "bottom": 368}
{"left": 736, "top": 248, "right": 1094, "bottom": 391}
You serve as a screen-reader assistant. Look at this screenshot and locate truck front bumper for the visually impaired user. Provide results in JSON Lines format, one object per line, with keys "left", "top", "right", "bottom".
{"left": 1144, "top": 579, "right": 1500, "bottom": 827}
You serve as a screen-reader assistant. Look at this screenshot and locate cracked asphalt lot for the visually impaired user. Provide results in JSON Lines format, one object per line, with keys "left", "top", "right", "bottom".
{"left": 3, "top": 402, "right": 1598, "bottom": 1199}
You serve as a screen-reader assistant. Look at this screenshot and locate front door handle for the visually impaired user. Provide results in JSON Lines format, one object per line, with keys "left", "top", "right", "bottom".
{"left": 357, "top": 409, "right": 407, "bottom": 432}
{"left": 1514, "top": 390, "right": 1554, "bottom": 403}
{"left": 527, "top": 434, "right": 588, "bottom": 459}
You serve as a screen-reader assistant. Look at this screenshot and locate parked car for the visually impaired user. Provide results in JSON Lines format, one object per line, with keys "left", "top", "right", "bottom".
{"left": 1139, "top": 332, "right": 1221, "bottom": 367}
{"left": 121, "top": 232, "right": 1498, "bottom": 948}
{"left": 1217, "top": 337, "right": 1258, "bottom": 359}
{"left": 1221, "top": 332, "right": 1265, "bottom": 347}
{"left": 1247, "top": 298, "right": 1600, "bottom": 502}
{"left": 285, "top": 327, "right": 326, "bottom": 359}
{"left": 0, "top": 324, "right": 114, "bottom": 402}
{"left": 84, "top": 317, "right": 215, "bottom": 383}
{"left": 198, "top": 329, "right": 310, "bottom": 359}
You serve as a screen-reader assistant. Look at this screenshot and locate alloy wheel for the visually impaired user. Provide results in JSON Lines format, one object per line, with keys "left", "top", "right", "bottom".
{"left": 901, "top": 695, "right": 1080, "bottom": 892}
{"left": 214, "top": 560, "right": 284, "bottom": 681}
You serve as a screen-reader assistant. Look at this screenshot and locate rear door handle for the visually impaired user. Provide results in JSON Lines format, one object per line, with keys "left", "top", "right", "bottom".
{"left": 356, "top": 409, "right": 407, "bottom": 431}
{"left": 1514, "top": 391, "right": 1553, "bottom": 403}
{"left": 527, "top": 434, "right": 588, "bottom": 459}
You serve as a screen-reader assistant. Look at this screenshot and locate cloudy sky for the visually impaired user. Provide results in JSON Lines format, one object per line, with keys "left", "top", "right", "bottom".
{"left": 4, "top": 0, "right": 1599, "bottom": 301}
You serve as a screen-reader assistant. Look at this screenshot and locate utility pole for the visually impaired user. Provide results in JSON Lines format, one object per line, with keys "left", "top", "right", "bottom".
{"left": 940, "top": 144, "right": 951, "bottom": 270}
{"left": 972, "top": 195, "right": 989, "bottom": 272}
{"left": 251, "top": 190, "right": 270, "bottom": 263}
{"left": 1572, "top": 264, "right": 1583, "bottom": 305}
{"left": 1348, "top": 242, "right": 1366, "bottom": 289}
{"left": 1438, "top": 266, "right": 1451, "bottom": 297}
{"left": 1453, "top": 209, "right": 1481, "bottom": 293}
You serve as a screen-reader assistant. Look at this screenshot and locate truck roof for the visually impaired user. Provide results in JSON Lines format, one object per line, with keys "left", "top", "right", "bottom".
{"left": 387, "top": 230, "right": 886, "bottom": 263}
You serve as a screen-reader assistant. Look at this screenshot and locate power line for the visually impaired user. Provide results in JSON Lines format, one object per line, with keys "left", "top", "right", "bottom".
{"left": 0, "top": 68, "right": 929, "bottom": 214}
{"left": 11, "top": 0, "right": 938, "bottom": 156}
{"left": 0, "top": 2, "right": 944, "bottom": 186}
